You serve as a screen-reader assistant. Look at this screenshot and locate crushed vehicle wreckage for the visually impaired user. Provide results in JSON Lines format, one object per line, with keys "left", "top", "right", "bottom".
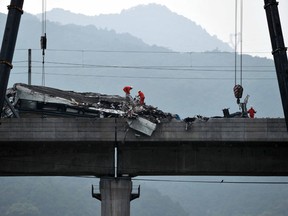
{"left": 2, "top": 83, "right": 252, "bottom": 136}
{"left": 1, "top": 83, "right": 177, "bottom": 136}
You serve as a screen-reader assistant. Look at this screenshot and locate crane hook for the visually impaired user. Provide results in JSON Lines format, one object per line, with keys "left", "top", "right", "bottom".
{"left": 233, "top": 84, "right": 243, "bottom": 104}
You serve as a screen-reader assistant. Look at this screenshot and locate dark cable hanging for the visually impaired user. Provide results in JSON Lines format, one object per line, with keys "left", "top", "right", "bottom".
{"left": 40, "top": 0, "right": 47, "bottom": 87}
{"left": 233, "top": 0, "right": 244, "bottom": 104}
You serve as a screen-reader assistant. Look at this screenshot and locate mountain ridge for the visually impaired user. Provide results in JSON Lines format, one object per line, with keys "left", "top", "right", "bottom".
{"left": 39, "top": 4, "right": 233, "bottom": 52}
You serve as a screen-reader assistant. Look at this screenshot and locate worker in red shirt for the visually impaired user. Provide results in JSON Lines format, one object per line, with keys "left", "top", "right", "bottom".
{"left": 137, "top": 90, "right": 145, "bottom": 105}
{"left": 123, "top": 86, "right": 133, "bottom": 95}
{"left": 248, "top": 106, "right": 256, "bottom": 118}
{"left": 123, "top": 86, "right": 133, "bottom": 103}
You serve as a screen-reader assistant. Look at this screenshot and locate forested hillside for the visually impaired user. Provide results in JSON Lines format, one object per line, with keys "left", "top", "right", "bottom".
{"left": 0, "top": 177, "right": 189, "bottom": 216}
{"left": 1, "top": 177, "right": 288, "bottom": 216}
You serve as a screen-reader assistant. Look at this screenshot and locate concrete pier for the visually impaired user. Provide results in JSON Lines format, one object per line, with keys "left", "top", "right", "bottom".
{"left": 92, "top": 177, "right": 140, "bottom": 216}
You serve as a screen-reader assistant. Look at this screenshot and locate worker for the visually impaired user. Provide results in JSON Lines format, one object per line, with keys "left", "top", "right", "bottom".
{"left": 123, "top": 86, "right": 133, "bottom": 95}
{"left": 137, "top": 90, "right": 145, "bottom": 105}
{"left": 248, "top": 106, "right": 256, "bottom": 118}
{"left": 123, "top": 86, "right": 133, "bottom": 103}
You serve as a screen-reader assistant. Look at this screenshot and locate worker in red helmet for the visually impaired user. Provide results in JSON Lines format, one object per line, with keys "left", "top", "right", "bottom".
{"left": 137, "top": 90, "right": 145, "bottom": 105}
{"left": 248, "top": 106, "right": 256, "bottom": 118}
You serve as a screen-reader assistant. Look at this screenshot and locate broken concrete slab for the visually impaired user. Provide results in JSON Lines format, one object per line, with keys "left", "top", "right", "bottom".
{"left": 127, "top": 116, "right": 157, "bottom": 136}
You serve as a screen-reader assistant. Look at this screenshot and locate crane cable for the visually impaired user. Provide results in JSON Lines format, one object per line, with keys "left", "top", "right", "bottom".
{"left": 40, "top": 0, "right": 47, "bottom": 87}
{"left": 233, "top": 0, "right": 244, "bottom": 104}
{"left": 240, "top": 0, "right": 243, "bottom": 86}
{"left": 234, "top": 0, "right": 238, "bottom": 86}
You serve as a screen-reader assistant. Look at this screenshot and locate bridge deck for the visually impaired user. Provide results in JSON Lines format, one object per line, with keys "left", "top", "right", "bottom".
{"left": 0, "top": 117, "right": 287, "bottom": 142}
{"left": 0, "top": 118, "right": 287, "bottom": 176}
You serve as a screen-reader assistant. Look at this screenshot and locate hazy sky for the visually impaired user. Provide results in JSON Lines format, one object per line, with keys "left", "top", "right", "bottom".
{"left": 1, "top": 0, "right": 288, "bottom": 58}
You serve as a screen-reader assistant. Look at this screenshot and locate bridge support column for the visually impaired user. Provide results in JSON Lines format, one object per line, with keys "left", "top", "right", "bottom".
{"left": 92, "top": 177, "right": 140, "bottom": 216}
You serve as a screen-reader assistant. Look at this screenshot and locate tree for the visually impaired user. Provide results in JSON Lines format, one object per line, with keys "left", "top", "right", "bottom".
{"left": 5, "top": 202, "right": 40, "bottom": 216}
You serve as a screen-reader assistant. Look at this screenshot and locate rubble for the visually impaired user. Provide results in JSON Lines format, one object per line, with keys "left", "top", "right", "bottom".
{"left": 2, "top": 83, "right": 177, "bottom": 136}
{"left": 183, "top": 115, "right": 209, "bottom": 130}
{"left": 1, "top": 83, "right": 252, "bottom": 136}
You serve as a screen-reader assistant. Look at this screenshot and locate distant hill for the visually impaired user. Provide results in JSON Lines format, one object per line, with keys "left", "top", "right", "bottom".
{"left": 0, "top": 11, "right": 283, "bottom": 118}
{"left": 40, "top": 4, "right": 233, "bottom": 53}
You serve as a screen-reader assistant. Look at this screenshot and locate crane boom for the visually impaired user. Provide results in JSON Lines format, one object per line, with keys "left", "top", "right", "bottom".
{"left": 0, "top": 0, "right": 24, "bottom": 115}
{"left": 264, "top": 0, "right": 288, "bottom": 129}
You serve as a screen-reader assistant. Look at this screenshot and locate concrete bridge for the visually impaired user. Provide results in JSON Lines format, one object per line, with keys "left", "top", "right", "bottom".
{"left": 0, "top": 0, "right": 288, "bottom": 215}
{"left": 2, "top": 117, "right": 288, "bottom": 216}
{"left": 0, "top": 117, "right": 287, "bottom": 177}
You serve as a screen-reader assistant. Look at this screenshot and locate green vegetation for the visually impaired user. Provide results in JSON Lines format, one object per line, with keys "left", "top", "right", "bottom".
{"left": 0, "top": 177, "right": 288, "bottom": 216}
{"left": 0, "top": 177, "right": 189, "bottom": 216}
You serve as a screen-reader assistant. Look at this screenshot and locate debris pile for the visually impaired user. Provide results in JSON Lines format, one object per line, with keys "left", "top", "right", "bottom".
{"left": 2, "top": 83, "right": 177, "bottom": 135}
